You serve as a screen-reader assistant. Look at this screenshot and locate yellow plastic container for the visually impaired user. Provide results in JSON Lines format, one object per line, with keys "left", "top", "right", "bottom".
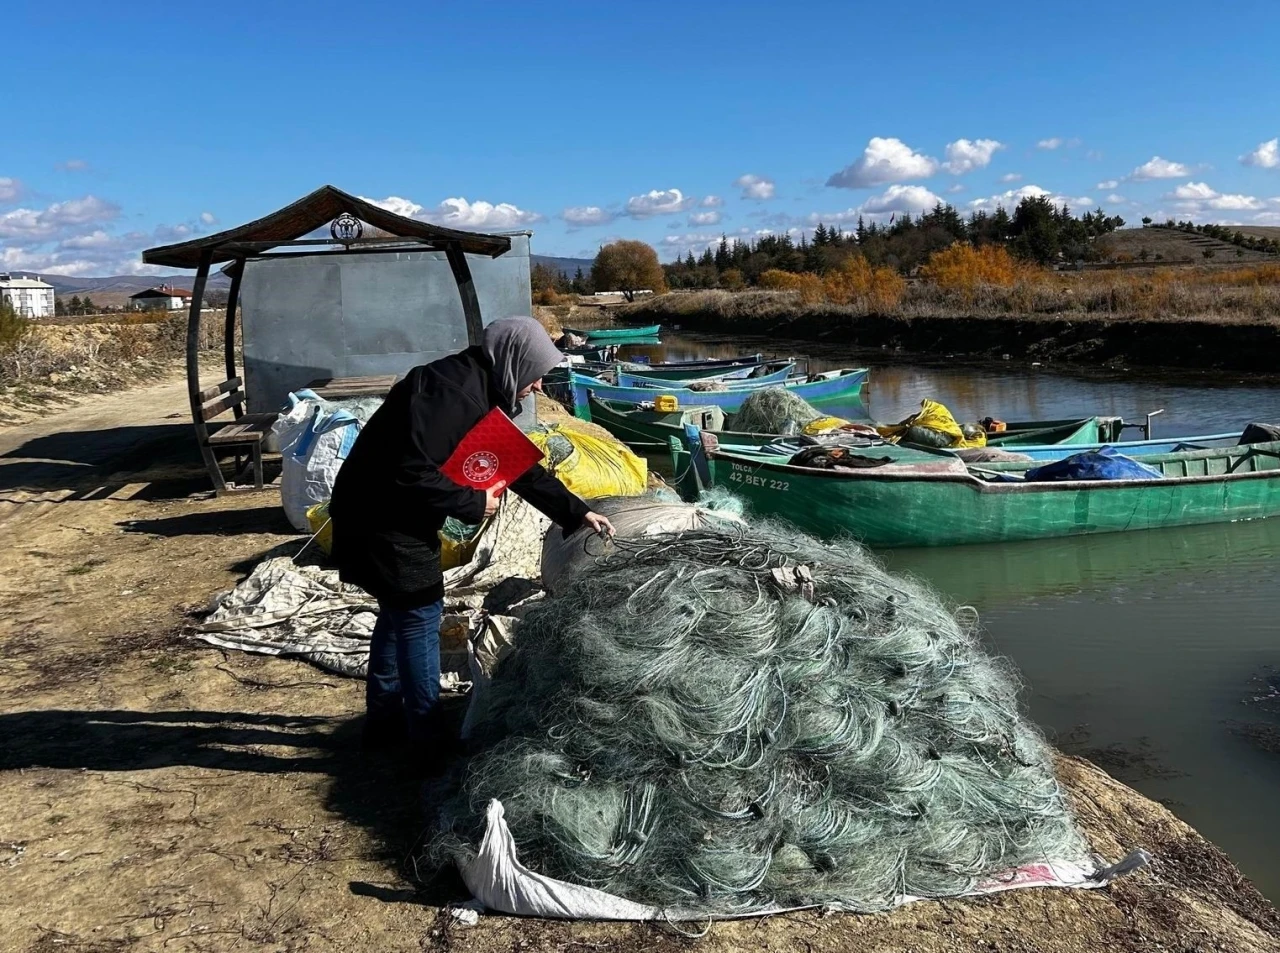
{"left": 654, "top": 394, "right": 679, "bottom": 413}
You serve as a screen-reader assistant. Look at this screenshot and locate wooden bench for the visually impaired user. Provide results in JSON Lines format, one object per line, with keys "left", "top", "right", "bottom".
{"left": 193, "top": 377, "right": 278, "bottom": 493}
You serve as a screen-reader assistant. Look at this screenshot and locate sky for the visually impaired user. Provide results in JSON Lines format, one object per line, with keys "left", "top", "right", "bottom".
{"left": 4, "top": 0, "right": 1280, "bottom": 277}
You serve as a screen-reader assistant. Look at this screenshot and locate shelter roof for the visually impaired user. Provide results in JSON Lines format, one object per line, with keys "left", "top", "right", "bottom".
{"left": 142, "top": 185, "right": 512, "bottom": 268}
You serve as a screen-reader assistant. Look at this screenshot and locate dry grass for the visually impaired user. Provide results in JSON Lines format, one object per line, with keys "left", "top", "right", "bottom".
{"left": 625, "top": 261, "right": 1280, "bottom": 328}
{"left": 0, "top": 311, "right": 232, "bottom": 401}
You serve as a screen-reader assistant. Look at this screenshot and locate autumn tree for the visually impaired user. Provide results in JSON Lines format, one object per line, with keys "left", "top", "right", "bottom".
{"left": 590, "top": 240, "right": 666, "bottom": 301}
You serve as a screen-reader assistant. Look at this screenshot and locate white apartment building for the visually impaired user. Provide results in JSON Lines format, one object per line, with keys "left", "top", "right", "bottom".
{"left": 0, "top": 273, "right": 56, "bottom": 318}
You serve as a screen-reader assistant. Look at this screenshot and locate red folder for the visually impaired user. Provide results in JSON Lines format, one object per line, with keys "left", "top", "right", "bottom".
{"left": 441, "top": 408, "right": 544, "bottom": 493}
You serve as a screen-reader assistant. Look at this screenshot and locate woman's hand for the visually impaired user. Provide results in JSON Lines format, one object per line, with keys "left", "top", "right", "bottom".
{"left": 483, "top": 487, "right": 501, "bottom": 518}
{"left": 583, "top": 511, "right": 616, "bottom": 537}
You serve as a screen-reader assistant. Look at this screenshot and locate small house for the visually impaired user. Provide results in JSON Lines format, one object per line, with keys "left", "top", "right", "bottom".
{"left": 128, "top": 285, "right": 195, "bottom": 311}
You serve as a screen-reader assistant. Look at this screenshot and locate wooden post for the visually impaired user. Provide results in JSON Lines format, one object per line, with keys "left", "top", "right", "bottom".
{"left": 445, "top": 243, "right": 484, "bottom": 345}
{"left": 187, "top": 249, "right": 226, "bottom": 492}
{"left": 224, "top": 261, "right": 243, "bottom": 417}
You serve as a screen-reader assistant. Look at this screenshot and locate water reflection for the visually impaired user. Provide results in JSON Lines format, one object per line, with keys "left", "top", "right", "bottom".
{"left": 885, "top": 516, "right": 1280, "bottom": 607}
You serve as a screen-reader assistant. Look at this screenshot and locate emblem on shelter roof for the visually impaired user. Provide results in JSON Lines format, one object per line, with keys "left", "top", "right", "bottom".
{"left": 330, "top": 212, "right": 363, "bottom": 242}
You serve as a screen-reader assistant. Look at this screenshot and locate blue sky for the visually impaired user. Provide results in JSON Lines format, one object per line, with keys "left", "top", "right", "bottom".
{"left": 5, "top": 0, "right": 1280, "bottom": 276}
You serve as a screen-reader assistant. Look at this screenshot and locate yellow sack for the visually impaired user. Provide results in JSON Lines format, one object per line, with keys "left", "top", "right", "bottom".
{"left": 527, "top": 425, "right": 648, "bottom": 498}
{"left": 439, "top": 514, "right": 493, "bottom": 570}
{"left": 875, "top": 399, "right": 986, "bottom": 449}
{"left": 802, "top": 415, "right": 854, "bottom": 435}
{"left": 305, "top": 501, "right": 334, "bottom": 555}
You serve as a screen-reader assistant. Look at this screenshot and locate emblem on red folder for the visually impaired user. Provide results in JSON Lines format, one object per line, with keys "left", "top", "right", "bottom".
{"left": 442, "top": 409, "right": 544, "bottom": 492}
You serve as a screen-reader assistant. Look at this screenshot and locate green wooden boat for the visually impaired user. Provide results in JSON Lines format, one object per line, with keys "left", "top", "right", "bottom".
{"left": 562, "top": 324, "right": 661, "bottom": 341}
{"left": 672, "top": 441, "right": 1280, "bottom": 548}
{"left": 590, "top": 395, "right": 1122, "bottom": 452}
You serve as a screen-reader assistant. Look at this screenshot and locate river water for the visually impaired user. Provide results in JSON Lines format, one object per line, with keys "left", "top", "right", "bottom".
{"left": 616, "top": 331, "right": 1280, "bottom": 899}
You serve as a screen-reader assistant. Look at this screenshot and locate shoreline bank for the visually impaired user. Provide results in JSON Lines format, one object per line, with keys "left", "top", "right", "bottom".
{"left": 618, "top": 294, "right": 1280, "bottom": 374}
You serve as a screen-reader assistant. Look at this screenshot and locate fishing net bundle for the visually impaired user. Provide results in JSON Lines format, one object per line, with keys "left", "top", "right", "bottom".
{"left": 425, "top": 516, "right": 1088, "bottom": 915}
{"left": 732, "top": 388, "right": 824, "bottom": 435}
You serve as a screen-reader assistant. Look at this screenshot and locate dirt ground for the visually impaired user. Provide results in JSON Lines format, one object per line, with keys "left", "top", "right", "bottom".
{"left": 1, "top": 375, "right": 1278, "bottom": 952}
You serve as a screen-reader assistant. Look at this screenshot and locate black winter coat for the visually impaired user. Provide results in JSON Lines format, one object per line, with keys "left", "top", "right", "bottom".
{"left": 329, "top": 346, "right": 589, "bottom": 608}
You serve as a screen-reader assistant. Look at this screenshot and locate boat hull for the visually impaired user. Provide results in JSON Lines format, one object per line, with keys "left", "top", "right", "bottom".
{"left": 563, "top": 324, "right": 661, "bottom": 341}
{"left": 693, "top": 443, "right": 1280, "bottom": 548}
{"left": 571, "top": 370, "right": 869, "bottom": 420}
{"left": 616, "top": 362, "right": 795, "bottom": 388}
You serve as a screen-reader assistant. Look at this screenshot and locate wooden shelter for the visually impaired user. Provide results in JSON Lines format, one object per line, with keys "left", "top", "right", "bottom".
{"left": 142, "top": 185, "right": 512, "bottom": 493}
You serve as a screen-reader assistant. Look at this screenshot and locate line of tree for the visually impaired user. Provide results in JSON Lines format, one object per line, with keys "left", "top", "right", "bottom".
{"left": 55, "top": 295, "right": 99, "bottom": 316}
{"left": 663, "top": 197, "right": 1124, "bottom": 290}
{"left": 1142, "top": 217, "right": 1280, "bottom": 254}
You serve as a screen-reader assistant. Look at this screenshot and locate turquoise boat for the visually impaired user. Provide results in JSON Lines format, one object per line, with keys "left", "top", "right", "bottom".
{"left": 570, "top": 369, "right": 869, "bottom": 420}
{"left": 672, "top": 440, "right": 1280, "bottom": 548}
{"left": 615, "top": 360, "right": 796, "bottom": 388}
{"left": 563, "top": 324, "right": 661, "bottom": 341}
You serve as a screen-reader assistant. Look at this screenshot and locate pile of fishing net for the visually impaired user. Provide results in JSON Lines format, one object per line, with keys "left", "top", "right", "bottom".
{"left": 732, "top": 387, "right": 825, "bottom": 434}
{"left": 424, "top": 511, "right": 1092, "bottom": 916}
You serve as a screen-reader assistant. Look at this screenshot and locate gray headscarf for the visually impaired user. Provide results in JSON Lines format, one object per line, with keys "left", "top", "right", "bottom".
{"left": 481, "top": 316, "right": 563, "bottom": 415}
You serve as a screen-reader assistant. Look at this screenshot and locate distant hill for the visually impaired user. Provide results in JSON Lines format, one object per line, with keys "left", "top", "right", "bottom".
{"left": 1100, "top": 227, "right": 1279, "bottom": 264}
{"left": 31, "top": 256, "right": 593, "bottom": 311}
{"left": 531, "top": 255, "right": 593, "bottom": 276}
{"left": 37, "top": 273, "right": 232, "bottom": 297}
{"left": 37, "top": 256, "right": 591, "bottom": 299}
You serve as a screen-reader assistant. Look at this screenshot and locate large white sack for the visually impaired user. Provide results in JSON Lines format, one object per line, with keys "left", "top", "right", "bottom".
{"left": 272, "top": 391, "right": 362, "bottom": 531}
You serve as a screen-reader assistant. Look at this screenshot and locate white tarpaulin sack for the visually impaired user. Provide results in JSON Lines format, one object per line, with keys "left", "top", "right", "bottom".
{"left": 272, "top": 390, "right": 363, "bottom": 531}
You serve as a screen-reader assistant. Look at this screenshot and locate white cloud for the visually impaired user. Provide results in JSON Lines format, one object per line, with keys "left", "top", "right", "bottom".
{"left": 999, "top": 173, "right": 1022, "bottom": 183}
{"left": 734, "top": 174, "right": 776, "bottom": 200}
{"left": 362, "top": 195, "right": 542, "bottom": 229}
{"left": 57, "top": 159, "right": 90, "bottom": 172}
{"left": 0, "top": 177, "right": 20, "bottom": 203}
{"left": 1241, "top": 138, "right": 1280, "bottom": 169}
{"left": 942, "top": 138, "right": 1004, "bottom": 175}
{"left": 965, "top": 185, "right": 1092, "bottom": 214}
{"left": 200, "top": 211, "right": 217, "bottom": 226}
{"left": 1107, "top": 194, "right": 1127, "bottom": 204}
{"left": 946, "top": 184, "right": 965, "bottom": 193}
{"left": 1037, "top": 138, "right": 1064, "bottom": 150}
{"left": 625, "top": 188, "right": 696, "bottom": 218}
{"left": 701, "top": 195, "right": 724, "bottom": 207}
{"left": 968, "top": 185, "right": 1048, "bottom": 212}
{"left": 1170, "top": 181, "right": 1217, "bottom": 201}
{"left": 1158, "top": 181, "right": 1266, "bottom": 217}
{"left": 688, "top": 210, "right": 722, "bottom": 226}
{"left": 1128, "top": 156, "right": 1191, "bottom": 181}
{"left": 661, "top": 231, "right": 723, "bottom": 247}
{"left": 561, "top": 206, "right": 616, "bottom": 227}
{"left": 0, "top": 195, "right": 121, "bottom": 241}
{"left": 861, "top": 184, "right": 945, "bottom": 215}
{"left": 1214, "top": 194, "right": 1264, "bottom": 210}
{"left": 1096, "top": 179, "right": 1119, "bottom": 190}
{"left": 826, "top": 137, "right": 939, "bottom": 189}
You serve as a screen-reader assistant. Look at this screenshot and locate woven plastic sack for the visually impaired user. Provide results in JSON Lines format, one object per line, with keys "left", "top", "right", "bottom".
{"left": 272, "top": 391, "right": 363, "bottom": 530}
{"left": 305, "top": 502, "right": 334, "bottom": 555}
{"left": 527, "top": 426, "right": 647, "bottom": 499}
{"left": 440, "top": 516, "right": 493, "bottom": 570}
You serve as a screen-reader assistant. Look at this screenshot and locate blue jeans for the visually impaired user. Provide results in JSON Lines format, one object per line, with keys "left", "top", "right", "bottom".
{"left": 366, "top": 600, "right": 443, "bottom": 745}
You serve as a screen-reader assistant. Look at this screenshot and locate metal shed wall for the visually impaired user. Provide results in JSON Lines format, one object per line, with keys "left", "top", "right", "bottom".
{"left": 239, "top": 233, "right": 533, "bottom": 415}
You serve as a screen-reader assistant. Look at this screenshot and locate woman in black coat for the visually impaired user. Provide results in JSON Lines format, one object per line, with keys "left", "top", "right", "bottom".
{"left": 330, "top": 317, "right": 614, "bottom": 750}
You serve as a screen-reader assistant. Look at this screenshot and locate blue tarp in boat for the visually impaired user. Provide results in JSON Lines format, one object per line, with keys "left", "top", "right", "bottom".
{"left": 1025, "top": 446, "right": 1164, "bottom": 482}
